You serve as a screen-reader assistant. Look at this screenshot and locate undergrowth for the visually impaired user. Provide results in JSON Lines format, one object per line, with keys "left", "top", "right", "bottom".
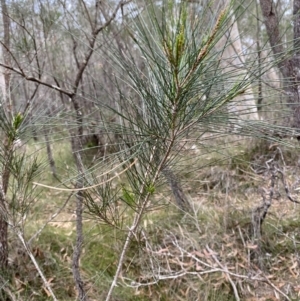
{"left": 5, "top": 136, "right": 300, "bottom": 300}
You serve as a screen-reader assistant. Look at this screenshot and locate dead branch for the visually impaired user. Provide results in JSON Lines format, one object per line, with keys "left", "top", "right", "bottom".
{"left": 122, "top": 232, "right": 291, "bottom": 300}
{"left": 206, "top": 245, "right": 240, "bottom": 301}
{"left": 0, "top": 62, "right": 74, "bottom": 97}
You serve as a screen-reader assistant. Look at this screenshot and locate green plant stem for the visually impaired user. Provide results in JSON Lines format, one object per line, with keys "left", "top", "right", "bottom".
{"left": 105, "top": 138, "right": 175, "bottom": 301}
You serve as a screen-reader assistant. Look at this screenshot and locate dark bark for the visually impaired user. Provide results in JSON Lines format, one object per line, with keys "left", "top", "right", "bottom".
{"left": 0, "top": 3, "right": 15, "bottom": 263}
{"left": 259, "top": 0, "right": 300, "bottom": 129}
{"left": 0, "top": 209, "right": 8, "bottom": 269}
{"left": 0, "top": 165, "right": 8, "bottom": 270}
{"left": 0, "top": 140, "right": 13, "bottom": 271}
{"left": 256, "top": 1, "right": 263, "bottom": 111}
{"left": 294, "top": 0, "right": 300, "bottom": 58}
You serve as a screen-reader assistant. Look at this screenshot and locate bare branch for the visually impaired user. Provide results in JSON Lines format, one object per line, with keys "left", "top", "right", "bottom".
{"left": 0, "top": 62, "right": 74, "bottom": 97}
{"left": 206, "top": 245, "right": 240, "bottom": 301}
{"left": 79, "top": 0, "right": 94, "bottom": 31}
{"left": 7, "top": 13, "right": 43, "bottom": 77}
{"left": 73, "top": 0, "right": 131, "bottom": 93}
{"left": 95, "top": 0, "right": 131, "bottom": 35}
{"left": 0, "top": 41, "right": 24, "bottom": 76}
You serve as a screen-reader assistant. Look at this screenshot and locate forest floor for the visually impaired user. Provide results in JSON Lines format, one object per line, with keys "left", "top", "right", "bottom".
{"left": 6, "top": 136, "right": 300, "bottom": 301}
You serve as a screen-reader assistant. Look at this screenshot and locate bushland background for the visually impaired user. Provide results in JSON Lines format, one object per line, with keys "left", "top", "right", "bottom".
{"left": 0, "top": 0, "right": 300, "bottom": 300}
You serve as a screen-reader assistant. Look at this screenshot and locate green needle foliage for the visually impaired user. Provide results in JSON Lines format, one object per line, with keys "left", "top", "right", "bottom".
{"left": 104, "top": 2, "right": 251, "bottom": 194}
{"left": 90, "top": 2, "right": 291, "bottom": 298}
{"left": 82, "top": 14, "right": 300, "bottom": 291}
{"left": 83, "top": 0, "right": 298, "bottom": 223}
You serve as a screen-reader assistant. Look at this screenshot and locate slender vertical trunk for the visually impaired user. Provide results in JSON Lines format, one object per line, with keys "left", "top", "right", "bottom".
{"left": 293, "top": 0, "right": 300, "bottom": 128}
{"left": 0, "top": 139, "right": 13, "bottom": 270}
{"left": 71, "top": 134, "right": 88, "bottom": 301}
{"left": 256, "top": 0, "right": 263, "bottom": 111}
{"left": 260, "top": 0, "right": 300, "bottom": 129}
{"left": 70, "top": 93, "right": 88, "bottom": 300}
{"left": 0, "top": 202, "right": 8, "bottom": 269}
{"left": 0, "top": 192, "right": 8, "bottom": 300}
{"left": 0, "top": 0, "right": 12, "bottom": 114}
{"left": 0, "top": 0, "right": 12, "bottom": 271}
{"left": 293, "top": 0, "right": 300, "bottom": 62}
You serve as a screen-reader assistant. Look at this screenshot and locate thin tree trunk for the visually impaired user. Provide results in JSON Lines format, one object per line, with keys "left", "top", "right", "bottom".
{"left": 0, "top": 139, "right": 13, "bottom": 271}
{"left": 0, "top": 172, "right": 9, "bottom": 301}
{"left": 0, "top": 0, "right": 13, "bottom": 271}
{"left": 0, "top": 0, "right": 13, "bottom": 114}
{"left": 0, "top": 0, "right": 12, "bottom": 268}
{"left": 259, "top": 0, "right": 300, "bottom": 129}
{"left": 0, "top": 200, "right": 8, "bottom": 269}
{"left": 71, "top": 96, "right": 87, "bottom": 301}
{"left": 71, "top": 135, "right": 88, "bottom": 301}
{"left": 22, "top": 81, "right": 39, "bottom": 141}
{"left": 256, "top": 0, "right": 263, "bottom": 111}
{"left": 0, "top": 47, "right": 6, "bottom": 101}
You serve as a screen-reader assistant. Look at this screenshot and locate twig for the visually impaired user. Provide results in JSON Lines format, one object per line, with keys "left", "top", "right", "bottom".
{"left": 206, "top": 245, "right": 240, "bottom": 301}
{"left": 207, "top": 245, "right": 291, "bottom": 301}
{"left": 126, "top": 234, "right": 291, "bottom": 301}
{"left": 122, "top": 269, "right": 223, "bottom": 288}
{"left": 73, "top": 0, "right": 132, "bottom": 93}
{"left": 105, "top": 151, "right": 157, "bottom": 301}
{"left": 0, "top": 276, "right": 17, "bottom": 301}
{"left": 16, "top": 230, "right": 58, "bottom": 301}
{"left": 261, "top": 274, "right": 291, "bottom": 301}
{"left": 32, "top": 158, "right": 138, "bottom": 192}
{"left": 0, "top": 62, "right": 74, "bottom": 96}
{"left": 277, "top": 168, "right": 300, "bottom": 204}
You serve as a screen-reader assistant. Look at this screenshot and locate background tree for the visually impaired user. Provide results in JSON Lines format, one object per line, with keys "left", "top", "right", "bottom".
{"left": 0, "top": 1, "right": 131, "bottom": 299}
{"left": 260, "top": 0, "right": 300, "bottom": 131}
